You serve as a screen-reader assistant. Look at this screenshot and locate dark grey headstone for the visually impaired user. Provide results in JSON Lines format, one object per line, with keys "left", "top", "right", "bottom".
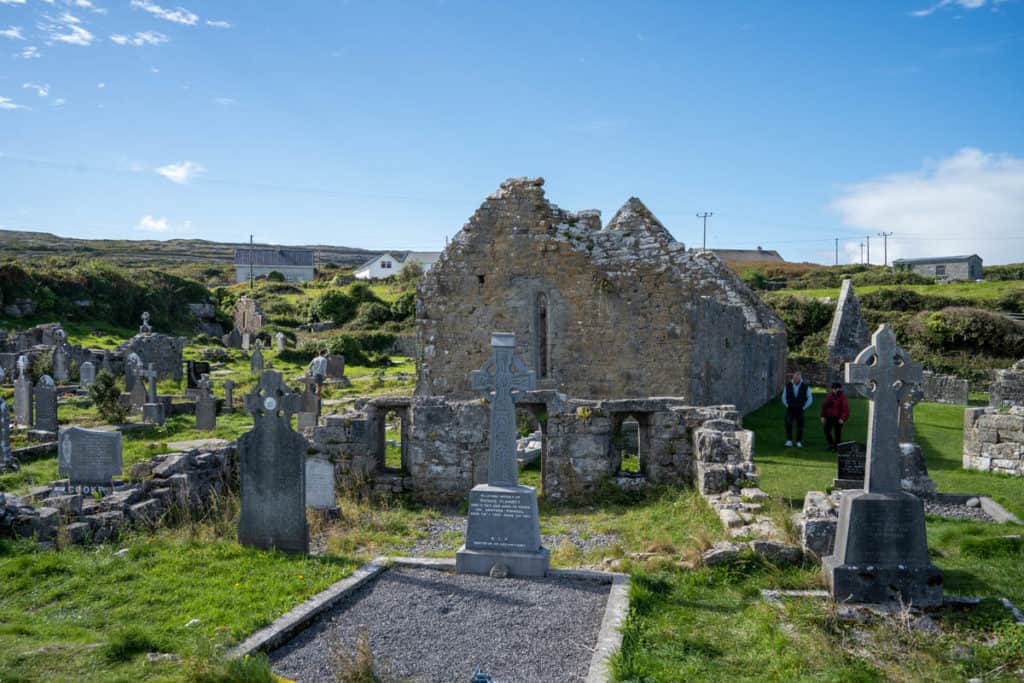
{"left": 238, "top": 371, "right": 308, "bottom": 554}
{"left": 195, "top": 392, "right": 217, "bottom": 431}
{"left": 305, "top": 457, "right": 335, "bottom": 509}
{"left": 0, "top": 398, "right": 14, "bottom": 470}
{"left": 250, "top": 343, "right": 264, "bottom": 375}
{"left": 143, "top": 402, "right": 165, "bottom": 426}
{"left": 129, "top": 371, "right": 147, "bottom": 411}
{"left": 125, "top": 353, "right": 141, "bottom": 392}
{"left": 187, "top": 361, "right": 211, "bottom": 389}
{"left": 457, "top": 332, "right": 548, "bottom": 577}
{"left": 142, "top": 363, "right": 159, "bottom": 404}
{"left": 14, "top": 376, "right": 33, "bottom": 427}
{"left": 34, "top": 375, "right": 58, "bottom": 433}
{"left": 300, "top": 376, "right": 320, "bottom": 416}
{"left": 79, "top": 361, "right": 96, "bottom": 389}
{"left": 52, "top": 347, "right": 69, "bottom": 384}
{"left": 222, "top": 379, "right": 235, "bottom": 414}
{"left": 58, "top": 426, "right": 122, "bottom": 486}
{"left": 222, "top": 327, "right": 242, "bottom": 349}
{"left": 824, "top": 325, "right": 942, "bottom": 606}
{"left": 325, "top": 354, "right": 345, "bottom": 379}
{"left": 834, "top": 441, "right": 865, "bottom": 490}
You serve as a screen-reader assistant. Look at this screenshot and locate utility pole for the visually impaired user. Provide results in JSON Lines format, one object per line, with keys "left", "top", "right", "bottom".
{"left": 696, "top": 212, "right": 713, "bottom": 252}
{"left": 865, "top": 235, "right": 871, "bottom": 265}
{"left": 834, "top": 237, "right": 839, "bottom": 266}
{"left": 859, "top": 242, "right": 865, "bottom": 264}
{"left": 249, "top": 234, "right": 254, "bottom": 291}
{"left": 877, "top": 231, "right": 893, "bottom": 266}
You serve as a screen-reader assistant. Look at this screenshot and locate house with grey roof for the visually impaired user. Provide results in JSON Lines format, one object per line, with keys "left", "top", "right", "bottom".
{"left": 711, "top": 247, "right": 784, "bottom": 263}
{"left": 892, "top": 254, "right": 982, "bottom": 282}
{"left": 354, "top": 251, "right": 442, "bottom": 280}
{"left": 234, "top": 248, "right": 315, "bottom": 283}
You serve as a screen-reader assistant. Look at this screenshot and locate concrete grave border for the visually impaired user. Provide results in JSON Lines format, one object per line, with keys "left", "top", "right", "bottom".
{"left": 228, "top": 556, "right": 631, "bottom": 683}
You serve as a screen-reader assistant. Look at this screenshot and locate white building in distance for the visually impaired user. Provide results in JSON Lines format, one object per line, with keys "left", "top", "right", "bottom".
{"left": 354, "top": 251, "right": 442, "bottom": 280}
{"left": 234, "top": 248, "right": 316, "bottom": 283}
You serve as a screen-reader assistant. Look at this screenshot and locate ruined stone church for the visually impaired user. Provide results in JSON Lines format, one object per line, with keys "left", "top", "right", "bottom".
{"left": 416, "top": 177, "right": 786, "bottom": 413}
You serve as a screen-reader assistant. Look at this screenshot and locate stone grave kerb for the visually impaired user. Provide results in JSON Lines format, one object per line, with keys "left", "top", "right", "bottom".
{"left": 844, "top": 324, "right": 923, "bottom": 494}
{"left": 470, "top": 332, "right": 536, "bottom": 487}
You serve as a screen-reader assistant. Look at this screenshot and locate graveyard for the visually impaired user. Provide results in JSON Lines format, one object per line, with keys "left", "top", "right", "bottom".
{"left": 0, "top": 180, "right": 1023, "bottom": 682}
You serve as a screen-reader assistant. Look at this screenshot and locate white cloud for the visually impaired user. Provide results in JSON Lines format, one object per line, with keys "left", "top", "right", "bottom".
{"left": 96, "top": 82, "right": 104, "bottom": 88}
{"left": 205, "top": 19, "right": 230, "bottom": 28}
{"left": 22, "top": 82, "right": 49, "bottom": 96}
{"left": 831, "top": 148, "right": 1024, "bottom": 264}
{"left": 130, "top": 0, "right": 198, "bottom": 26}
{"left": 40, "top": 13, "right": 95, "bottom": 45}
{"left": 52, "top": 97, "right": 65, "bottom": 106}
{"left": 16, "top": 45, "right": 40, "bottom": 58}
{"left": 213, "top": 96, "right": 234, "bottom": 105}
{"left": 155, "top": 160, "right": 204, "bottom": 184}
{"left": 137, "top": 215, "right": 169, "bottom": 233}
{"left": 0, "top": 0, "right": 28, "bottom": 5}
{"left": 1, "top": 26, "right": 25, "bottom": 40}
{"left": 110, "top": 30, "right": 167, "bottom": 46}
{"left": 0, "top": 96, "right": 29, "bottom": 110}
{"left": 911, "top": 0, "right": 991, "bottom": 17}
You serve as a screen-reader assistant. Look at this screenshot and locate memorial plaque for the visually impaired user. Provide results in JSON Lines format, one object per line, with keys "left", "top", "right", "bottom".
{"left": 305, "top": 458, "right": 336, "bottom": 509}
{"left": 59, "top": 426, "right": 122, "bottom": 486}
{"left": 834, "top": 441, "right": 866, "bottom": 490}
{"left": 464, "top": 486, "right": 543, "bottom": 553}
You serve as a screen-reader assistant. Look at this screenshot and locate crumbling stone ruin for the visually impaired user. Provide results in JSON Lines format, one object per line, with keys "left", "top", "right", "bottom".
{"left": 415, "top": 177, "right": 786, "bottom": 413}
{"left": 115, "top": 333, "right": 186, "bottom": 381}
{"left": 991, "top": 359, "right": 1024, "bottom": 408}
{"left": 964, "top": 405, "right": 1024, "bottom": 477}
{"left": 825, "top": 279, "right": 870, "bottom": 384}
{"left": 921, "top": 370, "right": 969, "bottom": 405}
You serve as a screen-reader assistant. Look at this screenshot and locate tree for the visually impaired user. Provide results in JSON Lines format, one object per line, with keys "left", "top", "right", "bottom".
{"left": 88, "top": 370, "right": 128, "bottom": 424}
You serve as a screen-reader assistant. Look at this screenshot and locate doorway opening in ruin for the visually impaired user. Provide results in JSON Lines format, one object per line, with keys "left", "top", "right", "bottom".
{"left": 516, "top": 404, "right": 548, "bottom": 494}
{"left": 378, "top": 406, "right": 410, "bottom": 473}
{"left": 611, "top": 413, "right": 649, "bottom": 477}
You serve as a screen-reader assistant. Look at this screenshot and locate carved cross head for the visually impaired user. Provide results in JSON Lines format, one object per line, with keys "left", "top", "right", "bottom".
{"left": 844, "top": 324, "right": 922, "bottom": 399}
{"left": 244, "top": 370, "right": 300, "bottom": 419}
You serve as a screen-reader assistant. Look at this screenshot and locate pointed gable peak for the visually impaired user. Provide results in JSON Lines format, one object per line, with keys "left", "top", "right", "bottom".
{"left": 606, "top": 197, "right": 676, "bottom": 243}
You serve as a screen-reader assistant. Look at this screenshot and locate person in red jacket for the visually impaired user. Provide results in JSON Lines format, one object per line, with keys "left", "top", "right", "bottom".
{"left": 820, "top": 382, "right": 850, "bottom": 451}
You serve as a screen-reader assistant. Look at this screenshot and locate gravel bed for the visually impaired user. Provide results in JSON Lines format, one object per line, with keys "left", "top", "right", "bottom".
{"left": 399, "top": 513, "right": 619, "bottom": 557}
{"left": 269, "top": 565, "right": 612, "bottom": 683}
{"left": 924, "top": 500, "right": 993, "bottom": 522}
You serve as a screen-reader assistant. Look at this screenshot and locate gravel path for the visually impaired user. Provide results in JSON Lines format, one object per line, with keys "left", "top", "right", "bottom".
{"left": 924, "top": 500, "right": 993, "bottom": 522}
{"left": 269, "top": 566, "right": 611, "bottom": 683}
{"left": 398, "top": 512, "right": 619, "bottom": 557}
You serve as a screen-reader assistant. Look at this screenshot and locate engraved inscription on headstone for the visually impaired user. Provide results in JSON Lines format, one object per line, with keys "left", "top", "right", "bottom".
{"left": 834, "top": 441, "right": 866, "bottom": 490}
{"left": 305, "top": 457, "right": 336, "bottom": 509}
{"left": 34, "top": 375, "right": 58, "bottom": 433}
{"left": 58, "top": 426, "right": 122, "bottom": 486}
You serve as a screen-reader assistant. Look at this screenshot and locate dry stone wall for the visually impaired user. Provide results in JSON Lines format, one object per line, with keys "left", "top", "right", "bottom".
{"left": 963, "top": 406, "right": 1024, "bottom": 476}
{"left": 416, "top": 177, "right": 786, "bottom": 414}
{"left": 991, "top": 360, "right": 1024, "bottom": 408}
{"left": 921, "top": 370, "right": 969, "bottom": 405}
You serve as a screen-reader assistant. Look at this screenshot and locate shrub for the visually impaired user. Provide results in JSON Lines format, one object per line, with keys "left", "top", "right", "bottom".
{"left": 349, "top": 302, "right": 392, "bottom": 329}
{"left": 984, "top": 263, "right": 1024, "bottom": 281}
{"left": 312, "top": 291, "right": 358, "bottom": 325}
{"left": 997, "top": 290, "right": 1024, "bottom": 314}
{"left": 860, "top": 287, "right": 968, "bottom": 313}
{"left": 390, "top": 291, "right": 416, "bottom": 321}
{"left": 398, "top": 260, "right": 424, "bottom": 289}
{"left": 88, "top": 370, "right": 128, "bottom": 424}
{"left": 906, "top": 307, "right": 1024, "bottom": 357}
{"left": 346, "top": 281, "right": 382, "bottom": 305}
{"left": 265, "top": 270, "right": 285, "bottom": 282}
{"left": 765, "top": 295, "right": 833, "bottom": 347}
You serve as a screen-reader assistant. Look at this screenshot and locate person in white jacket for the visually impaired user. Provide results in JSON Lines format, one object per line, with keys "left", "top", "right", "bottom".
{"left": 308, "top": 350, "right": 328, "bottom": 395}
{"left": 781, "top": 372, "right": 813, "bottom": 448}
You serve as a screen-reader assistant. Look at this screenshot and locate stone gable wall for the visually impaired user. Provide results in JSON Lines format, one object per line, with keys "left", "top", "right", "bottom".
{"left": 415, "top": 177, "right": 786, "bottom": 414}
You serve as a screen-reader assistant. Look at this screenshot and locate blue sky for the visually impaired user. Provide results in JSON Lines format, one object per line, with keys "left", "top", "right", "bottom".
{"left": 1, "top": 0, "right": 1022, "bottom": 264}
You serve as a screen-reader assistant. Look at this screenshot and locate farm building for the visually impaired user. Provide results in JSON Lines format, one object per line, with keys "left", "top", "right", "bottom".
{"left": 892, "top": 254, "right": 982, "bottom": 282}
{"left": 233, "top": 248, "right": 316, "bottom": 283}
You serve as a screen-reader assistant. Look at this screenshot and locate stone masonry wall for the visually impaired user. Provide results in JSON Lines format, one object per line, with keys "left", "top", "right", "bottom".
{"left": 922, "top": 370, "right": 969, "bottom": 405}
{"left": 963, "top": 406, "right": 1024, "bottom": 476}
{"left": 115, "top": 334, "right": 186, "bottom": 381}
{"left": 991, "top": 360, "right": 1024, "bottom": 408}
{"left": 416, "top": 177, "right": 787, "bottom": 414}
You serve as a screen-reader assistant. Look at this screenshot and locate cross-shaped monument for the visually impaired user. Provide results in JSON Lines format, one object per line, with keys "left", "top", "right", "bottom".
{"left": 139, "top": 311, "right": 153, "bottom": 334}
{"left": 457, "top": 332, "right": 548, "bottom": 577}
{"left": 142, "top": 363, "right": 159, "bottom": 404}
{"left": 824, "top": 324, "right": 943, "bottom": 606}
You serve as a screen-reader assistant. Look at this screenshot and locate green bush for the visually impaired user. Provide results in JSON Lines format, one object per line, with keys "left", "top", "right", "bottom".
{"left": 906, "top": 307, "right": 1024, "bottom": 357}
{"left": 765, "top": 295, "right": 833, "bottom": 347}
{"left": 997, "top": 290, "right": 1024, "bottom": 314}
{"left": 288, "top": 331, "right": 396, "bottom": 366}
{"left": 984, "top": 263, "right": 1024, "bottom": 281}
{"left": 311, "top": 290, "right": 358, "bottom": 325}
{"left": 349, "top": 302, "right": 392, "bottom": 330}
{"left": 390, "top": 291, "right": 416, "bottom": 321}
{"left": 88, "top": 370, "right": 128, "bottom": 424}
{"left": 860, "top": 287, "right": 968, "bottom": 313}
{"left": 346, "top": 281, "right": 382, "bottom": 305}
{"left": 265, "top": 270, "right": 285, "bottom": 282}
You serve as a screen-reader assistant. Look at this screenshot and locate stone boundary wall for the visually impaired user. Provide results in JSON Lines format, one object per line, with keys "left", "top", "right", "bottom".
{"left": 922, "top": 370, "right": 969, "bottom": 405}
{"left": 785, "top": 357, "right": 829, "bottom": 387}
{"left": 963, "top": 406, "right": 1024, "bottom": 477}
{"left": 0, "top": 445, "right": 235, "bottom": 545}
{"left": 306, "top": 392, "right": 753, "bottom": 504}
{"left": 991, "top": 360, "right": 1024, "bottom": 408}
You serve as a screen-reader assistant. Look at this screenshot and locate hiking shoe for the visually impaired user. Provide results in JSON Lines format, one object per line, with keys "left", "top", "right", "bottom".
{"left": 796, "top": 442, "right": 803, "bottom": 448}
{"left": 785, "top": 440, "right": 793, "bottom": 447}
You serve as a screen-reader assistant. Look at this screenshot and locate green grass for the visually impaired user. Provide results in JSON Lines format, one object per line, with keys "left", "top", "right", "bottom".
{"left": 0, "top": 530, "right": 357, "bottom": 682}
{"left": 775, "top": 279, "right": 1024, "bottom": 303}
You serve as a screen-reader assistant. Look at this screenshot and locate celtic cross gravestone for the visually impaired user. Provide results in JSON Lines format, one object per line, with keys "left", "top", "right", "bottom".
{"left": 456, "top": 332, "right": 548, "bottom": 577}
{"left": 823, "top": 324, "right": 943, "bottom": 606}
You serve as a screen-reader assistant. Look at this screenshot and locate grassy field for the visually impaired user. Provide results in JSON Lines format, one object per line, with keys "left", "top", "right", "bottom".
{"left": 772, "top": 279, "right": 1024, "bottom": 303}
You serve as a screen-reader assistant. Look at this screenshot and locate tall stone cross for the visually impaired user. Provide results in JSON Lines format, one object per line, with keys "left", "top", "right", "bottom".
{"left": 139, "top": 311, "right": 153, "bottom": 334}
{"left": 844, "top": 324, "right": 922, "bottom": 493}
{"left": 244, "top": 370, "right": 301, "bottom": 419}
{"left": 471, "top": 332, "right": 536, "bottom": 487}
{"left": 142, "top": 363, "right": 159, "bottom": 403}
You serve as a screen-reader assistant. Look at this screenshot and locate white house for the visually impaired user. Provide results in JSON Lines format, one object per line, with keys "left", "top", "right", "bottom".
{"left": 354, "top": 251, "right": 442, "bottom": 280}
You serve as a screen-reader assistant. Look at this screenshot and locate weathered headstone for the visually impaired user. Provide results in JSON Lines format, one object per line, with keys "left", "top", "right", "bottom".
{"left": 325, "top": 354, "right": 346, "bottom": 379}
{"left": 826, "top": 279, "right": 871, "bottom": 385}
{"left": 14, "top": 356, "right": 33, "bottom": 427}
{"left": 52, "top": 329, "right": 69, "bottom": 384}
{"left": 79, "top": 361, "right": 96, "bottom": 390}
{"left": 143, "top": 363, "right": 159, "bottom": 404}
{"left": 456, "top": 332, "right": 548, "bottom": 577}
{"left": 297, "top": 412, "right": 318, "bottom": 430}
{"left": 129, "top": 366, "right": 147, "bottom": 412}
{"left": 222, "top": 379, "right": 235, "bottom": 414}
{"left": 222, "top": 327, "right": 243, "bottom": 349}
{"left": 139, "top": 311, "right": 153, "bottom": 335}
{"left": 186, "top": 360, "right": 212, "bottom": 400}
{"left": 238, "top": 370, "right": 308, "bottom": 554}
{"left": 125, "top": 352, "right": 142, "bottom": 392}
{"left": 300, "top": 374, "right": 320, "bottom": 416}
{"left": 100, "top": 351, "right": 112, "bottom": 374}
{"left": 833, "top": 441, "right": 865, "bottom": 490}
{"left": 195, "top": 375, "right": 217, "bottom": 432}
{"left": 34, "top": 375, "right": 58, "bottom": 433}
{"left": 823, "top": 324, "right": 943, "bottom": 606}
{"left": 898, "top": 384, "right": 923, "bottom": 444}
{"left": 1, "top": 398, "right": 18, "bottom": 472}
{"left": 242, "top": 332, "right": 251, "bottom": 351}
{"left": 305, "top": 457, "right": 336, "bottom": 509}
{"left": 250, "top": 340, "right": 264, "bottom": 375}
{"left": 58, "top": 426, "right": 122, "bottom": 488}
{"left": 275, "top": 331, "right": 286, "bottom": 353}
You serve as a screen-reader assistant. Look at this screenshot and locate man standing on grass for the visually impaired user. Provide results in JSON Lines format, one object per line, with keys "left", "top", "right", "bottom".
{"left": 781, "top": 371, "right": 813, "bottom": 448}
{"left": 308, "top": 349, "right": 328, "bottom": 396}
{"left": 819, "top": 382, "right": 850, "bottom": 452}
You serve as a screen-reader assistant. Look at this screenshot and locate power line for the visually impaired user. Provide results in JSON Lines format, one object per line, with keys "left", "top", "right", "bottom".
{"left": 696, "top": 212, "right": 713, "bottom": 252}
{"left": 877, "top": 231, "right": 894, "bottom": 266}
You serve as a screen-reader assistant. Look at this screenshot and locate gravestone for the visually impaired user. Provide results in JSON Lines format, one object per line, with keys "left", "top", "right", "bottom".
{"left": 14, "top": 356, "right": 33, "bottom": 427}
{"left": 79, "top": 361, "right": 96, "bottom": 390}
{"left": 297, "top": 412, "right": 318, "bottom": 430}
{"left": 222, "top": 327, "right": 243, "bottom": 349}
{"left": 1, "top": 398, "right": 17, "bottom": 472}
{"left": 325, "top": 354, "right": 345, "bottom": 379}
{"left": 823, "top": 324, "right": 943, "bottom": 606}
{"left": 834, "top": 441, "right": 865, "bottom": 490}
{"left": 141, "top": 363, "right": 164, "bottom": 425}
{"left": 242, "top": 332, "right": 251, "bottom": 352}
{"left": 100, "top": 351, "right": 112, "bottom": 374}
{"left": 275, "top": 332, "right": 286, "bottom": 353}
{"left": 125, "top": 353, "right": 142, "bottom": 393}
{"left": 456, "top": 332, "right": 548, "bottom": 577}
{"left": 58, "top": 426, "right": 122, "bottom": 488}
{"left": 34, "top": 375, "right": 58, "bottom": 433}
{"left": 139, "top": 311, "right": 153, "bottom": 335}
{"left": 898, "top": 385, "right": 923, "bottom": 444}
{"left": 250, "top": 341, "right": 264, "bottom": 375}
{"left": 195, "top": 375, "right": 218, "bottom": 431}
{"left": 52, "top": 329, "right": 69, "bottom": 384}
{"left": 300, "top": 375, "right": 320, "bottom": 416}
{"left": 237, "top": 370, "right": 308, "bottom": 554}
{"left": 186, "top": 361, "right": 212, "bottom": 399}
{"left": 222, "top": 379, "right": 235, "bottom": 414}
{"left": 305, "top": 457, "right": 336, "bottom": 509}
{"left": 129, "top": 367, "right": 147, "bottom": 412}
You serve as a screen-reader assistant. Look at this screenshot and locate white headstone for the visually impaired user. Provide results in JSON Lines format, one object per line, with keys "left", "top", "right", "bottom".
{"left": 305, "top": 457, "right": 336, "bottom": 509}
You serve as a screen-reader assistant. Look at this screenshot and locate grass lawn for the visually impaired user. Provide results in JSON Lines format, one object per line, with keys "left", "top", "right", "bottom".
{"left": 772, "top": 279, "right": 1024, "bottom": 303}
